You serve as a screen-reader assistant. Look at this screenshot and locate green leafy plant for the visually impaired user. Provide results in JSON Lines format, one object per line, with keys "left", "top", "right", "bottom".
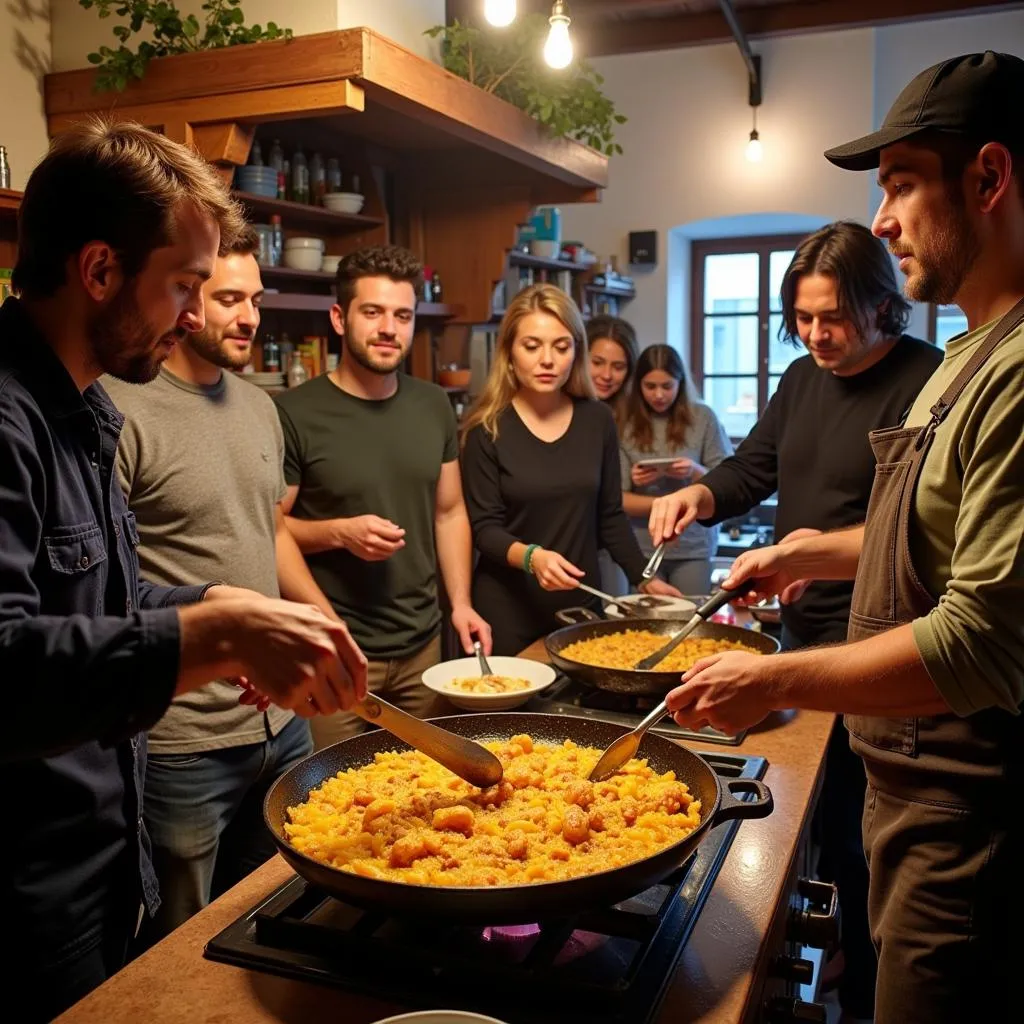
{"left": 425, "top": 16, "right": 625, "bottom": 155}
{"left": 80, "top": 0, "right": 292, "bottom": 92}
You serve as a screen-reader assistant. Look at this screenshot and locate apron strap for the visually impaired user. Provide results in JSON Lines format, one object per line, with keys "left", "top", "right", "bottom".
{"left": 915, "top": 296, "right": 1024, "bottom": 450}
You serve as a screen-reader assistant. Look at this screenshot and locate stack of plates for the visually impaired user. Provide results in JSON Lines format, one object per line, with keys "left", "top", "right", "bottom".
{"left": 244, "top": 371, "right": 286, "bottom": 392}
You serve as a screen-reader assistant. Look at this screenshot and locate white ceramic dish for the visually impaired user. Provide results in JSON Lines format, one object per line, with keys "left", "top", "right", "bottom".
{"left": 421, "top": 656, "right": 557, "bottom": 711}
{"left": 528, "top": 239, "right": 561, "bottom": 260}
{"left": 605, "top": 594, "right": 697, "bottom": 621}
{"left": 320, "top": 254, "right": 342, "bottom": 274}
{"left": 284, "top": 236, "right": 325, "bottom": 251}
{"left": 323, "top": 191, "right": 365, "bottom": 214}
{"left": 282, "top": 249, "right": 323, "bottom": 272}
{"left": 371, "top": 1013, "right": 509, "bottom": 1024}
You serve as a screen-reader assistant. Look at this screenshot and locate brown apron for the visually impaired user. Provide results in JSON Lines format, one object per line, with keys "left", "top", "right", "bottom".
{"left": 844, "top": 297, "right": 1024, "bottom": 1024}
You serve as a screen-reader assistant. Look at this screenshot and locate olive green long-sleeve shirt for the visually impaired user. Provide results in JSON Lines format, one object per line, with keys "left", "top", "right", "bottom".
{"left": 906, "top": 316, "right": 1024, "bottom": 716}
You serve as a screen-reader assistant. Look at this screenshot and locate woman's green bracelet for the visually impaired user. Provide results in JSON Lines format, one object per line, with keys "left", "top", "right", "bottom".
{"left": 523, "top": 543, "right": 540, "bottom": 575}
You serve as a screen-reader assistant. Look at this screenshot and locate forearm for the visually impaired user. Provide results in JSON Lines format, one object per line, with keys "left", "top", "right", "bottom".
{"left": 284, "top": 514, "right": 345, "bottom": 556}
{"left": 764, "top": 622, "right": 950, "bottom": 716}
{"left": 175, "top": 600, "right": 246, "bottom": 694}
{"left": 623, "top": 492, "right": 655, "bottom": 517}
{"left": 435, "top": 509, "right": 474, "bottom": 607}
{"left": 276, "top": 528, "right": 337, "bottom": 619}
{"left": 782, "top": 525, "right": 864, "bottom": 581}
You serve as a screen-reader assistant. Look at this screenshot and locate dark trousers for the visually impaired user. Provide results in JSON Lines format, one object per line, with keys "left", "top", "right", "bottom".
{"left": 782, "top": 625, "right": 876, "bottom": 1018}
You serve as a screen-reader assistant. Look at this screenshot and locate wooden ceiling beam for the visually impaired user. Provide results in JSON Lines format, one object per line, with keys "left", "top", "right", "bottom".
{"left": 573, "top": 0, "right": 1024, "bottom": 57}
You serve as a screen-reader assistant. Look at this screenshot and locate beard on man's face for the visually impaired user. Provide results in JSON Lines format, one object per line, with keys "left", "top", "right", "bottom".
{"left": 340, "top": 316, "right": 408, "bottom": 376}
{"left": 186, "top": 324, "right": 254, "bottom": 371}
{"left": 891, "top": 188, "right": 980, "bottom": 306}
{"left": 88, "top": 282, "right": 184, "bottom": 384}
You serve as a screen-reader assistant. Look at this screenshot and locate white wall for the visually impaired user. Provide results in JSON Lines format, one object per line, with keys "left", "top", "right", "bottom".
{"left": 560, "top": 29, "right": 876, "bottom": 349}
{"left": 336, "top": 0, "right": 446, "bottom": 60}
{"left": 562, "top": 10, "right": 1024, "bottom": 351}
{"left": 0, "top": 0, "right": 52, "bottom": 190}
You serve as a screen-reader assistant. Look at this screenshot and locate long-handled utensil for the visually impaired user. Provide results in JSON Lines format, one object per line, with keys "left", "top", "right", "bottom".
{"left": 473, "top": 638, "right": 494, "bottom": 676}
{"left": 641, "top": 542, "right": 667, "bottom": 582}
{"left": 574, "top": 581, "right": 646, "bottom": 618}
{"left": 349, "top": 693, "right": 503, "bottom": 788}
{"left": 587, "top": 587, "right": 737, "bottom": 782}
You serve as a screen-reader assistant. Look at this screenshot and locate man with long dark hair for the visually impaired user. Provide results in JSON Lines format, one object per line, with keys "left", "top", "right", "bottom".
{"left": 650, "top": 220, "right": 941, "bottom": 1022}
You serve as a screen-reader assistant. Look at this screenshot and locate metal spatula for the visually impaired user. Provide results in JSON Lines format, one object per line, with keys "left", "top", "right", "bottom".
{"left": 633, "top": 588, "right": 736, "bottom": 670}
{"left": 350, "top": 692, "right": 503, "bottom": 789}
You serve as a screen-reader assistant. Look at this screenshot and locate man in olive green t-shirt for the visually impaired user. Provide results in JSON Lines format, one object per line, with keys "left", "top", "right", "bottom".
{"left": 276, "top": 245, "right": 491, "bottom": 748}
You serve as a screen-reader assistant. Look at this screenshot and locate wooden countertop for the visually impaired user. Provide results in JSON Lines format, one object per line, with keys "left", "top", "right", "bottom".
{"left": 57, "top": 639, "right": 834, "bottom": 1024}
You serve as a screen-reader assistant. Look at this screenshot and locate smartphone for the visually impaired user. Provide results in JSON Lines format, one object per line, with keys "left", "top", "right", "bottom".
{"left": 635, "top": 457, "right": 681, "bottom": 469}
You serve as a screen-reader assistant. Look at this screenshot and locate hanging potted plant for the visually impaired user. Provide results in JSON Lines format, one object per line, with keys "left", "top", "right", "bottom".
{"left": 425, "top": 14, "right": 626, "bottom": 156}
{"left": 79, "top": 0, "right": 292, "bottom": 92}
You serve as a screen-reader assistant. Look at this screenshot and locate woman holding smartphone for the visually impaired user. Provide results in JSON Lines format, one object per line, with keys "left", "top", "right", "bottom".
{"left": 461, "top": 286, "right": 680, "bottom": 655}
{"left": 620, "top": 344, "right": 732, "bottom": 595}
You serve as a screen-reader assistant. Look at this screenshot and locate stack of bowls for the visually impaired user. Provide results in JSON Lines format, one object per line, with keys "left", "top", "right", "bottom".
{"left": 235, "top": 165, "right": 279, "bottom": 198}
{"left": 323, "top": 191, "right": 365, "bottom": 215}
{"left": 283, "top": 236, "right": 325, "bottom": 272}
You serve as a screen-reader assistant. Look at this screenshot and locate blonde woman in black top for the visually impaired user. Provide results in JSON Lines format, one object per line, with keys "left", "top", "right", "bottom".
{"left": 461, "top": 285, "right": 681, "bottom": 655}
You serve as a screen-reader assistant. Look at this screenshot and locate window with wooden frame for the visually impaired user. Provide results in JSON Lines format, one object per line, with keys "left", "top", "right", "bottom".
{"left": 689, "top": 234, "right": 808, "bottom": 440}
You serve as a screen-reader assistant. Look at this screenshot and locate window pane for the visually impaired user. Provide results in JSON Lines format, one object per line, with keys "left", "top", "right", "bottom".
{"left": 704, "top": 253, "right": 758, "bottom": 314}
{"left": 934, "top": 306, "right": 967, "bottom": 350}
{"left": 704, "top": 315, "right": 759, "bottom": 375}
{"left": 768, "top": 312, "right": 804, "bottom": 374}
{"left": 704, "top": 375, "right": 759, "bottom": 438}
{"left": 768, "top": 250, "right": 796, "bottom": 312}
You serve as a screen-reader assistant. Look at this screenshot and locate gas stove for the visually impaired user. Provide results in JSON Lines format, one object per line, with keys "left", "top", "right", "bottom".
{"left": 527, "top": 673, "right": 748, "bottom": 745}
{"left": 205, "top": 751, "right": 767, "bottom": 1024}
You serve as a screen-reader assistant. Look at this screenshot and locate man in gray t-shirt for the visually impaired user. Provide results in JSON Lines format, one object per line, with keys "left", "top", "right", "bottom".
{"left": 106, "top": 230, "right": 359, "bottom": 942}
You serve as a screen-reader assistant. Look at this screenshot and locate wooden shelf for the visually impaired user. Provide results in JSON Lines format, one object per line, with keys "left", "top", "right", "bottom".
{"left": 261, "top": 289, "right": 462, "bottom": 319}
{"left": 260, "top": 266, "right": 335, "bottom": 286}
{"left": 508, "top": 251, "right": 587, "bottom": 274}
{"left": 585, "top": 282, "right": 636, "bottom": 300}
{"left": 0, "top": 189, "right": 21, "bottom": 217}
{"left": 232, "top": 191, "right": 384, "bottom": 231}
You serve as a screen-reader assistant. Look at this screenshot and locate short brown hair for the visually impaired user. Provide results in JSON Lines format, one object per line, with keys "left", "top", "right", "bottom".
{"left": 220, "top": 224, "right": 260, "bottom": 259}
{"left": 779, "top": 221, "right": 911, "bottom": 344}
{"left": 334, "top": 245, "right": 423, "bottom": 314}
{"left": 13, "top": 117, "right": 245, "bottom": 299}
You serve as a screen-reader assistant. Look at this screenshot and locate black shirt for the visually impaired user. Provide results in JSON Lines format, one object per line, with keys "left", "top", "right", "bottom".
{"left": 0, "top": 299, "right": 205, "bottom": 972}
{"left": 701, "top": 336, "right": 943, "bottom": 644}
{"left": 462, "top": 399, "right": 646, "bottom": 640}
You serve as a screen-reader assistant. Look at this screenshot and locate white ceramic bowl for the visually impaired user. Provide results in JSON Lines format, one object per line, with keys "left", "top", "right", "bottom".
{"left": 283, "top": 249, "right": 324, "bottom": 272}
{"left": 421, "top": 656, "right": 557, "bottom": 711}
{"left": 323, "top": 191, "right": 365, "bottom": 214}
{"left": 605, "top": 594, "right": 698, "bottom": 621}
{"left": 320, "top": 254, "right": 342, "bottom": 274}
{"left": 529, "top": 239, "right": 561, "bottom": 260}
{"left": 284, "top": 236, "right": 325, "bottom": 251}
{"left": 371, "top": 1013, "right": 509, "bottom": 1024}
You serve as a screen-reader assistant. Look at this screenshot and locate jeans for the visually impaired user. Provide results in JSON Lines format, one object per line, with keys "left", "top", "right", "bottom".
{"left": 139, "top": 715, "right": 313, "bottom": 945}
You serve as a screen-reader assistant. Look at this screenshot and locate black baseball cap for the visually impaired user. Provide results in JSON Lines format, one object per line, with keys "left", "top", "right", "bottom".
{"left": 825, "top": 51, "right": 1024, "bottom": 171}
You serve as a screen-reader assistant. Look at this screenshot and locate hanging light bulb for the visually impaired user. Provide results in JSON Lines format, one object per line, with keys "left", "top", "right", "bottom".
{"left": 745, "top": 106, "right": 763, "bottom": 162}
{"left": 484, "top": 0, "right": 516, "bottom": 27}
{"left": 544, "top": 1, "right": 574, "bottom": 70}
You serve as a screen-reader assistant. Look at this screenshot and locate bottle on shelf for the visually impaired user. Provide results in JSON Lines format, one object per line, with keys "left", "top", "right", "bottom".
{"left": 326, "top": 158, "right": 342, "bottom": 194}
{"left": 431, "top": 270, "right": 444, "bottom": 303}
{"left": 0, "top": 146, "right": 10, "bottom": 189}
{"left": 310, "top": 152, "right": 326, "bottom": 206}
{"left": 248, "top": 140, "right": 263, "bottom": 166}
{"left": 351, "top": 173, "right": 361, "bottom": 194}
{"left": 422, "top": 266, "right": 434, "bottom": 303}
{"left": 287, "top": 350, "right": 309, "bottom": 388}
{"left": 291, "top": 150, "right": 309, "bottom": 205}
{"left": 262, "top": 333, "right": 281, "bottom": 372}
{"left": 280, "top": 158, "right": 290, "bottom": 202}
{"left": 268, "top": 139, "right": 284, "bottom": 171}
{"left": 269, "top": 215, "right": 283, "bottom": 268}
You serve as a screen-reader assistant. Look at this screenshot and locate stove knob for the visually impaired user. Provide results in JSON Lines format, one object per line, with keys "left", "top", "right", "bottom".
{"left": 770, "top": 954, "right": 815, "bottom": 985}
{"left": 786, "top": 878, "right": 840, "bottom": 949}
{"left": 764, "top": 995, "right": 828, "bottom": 1023}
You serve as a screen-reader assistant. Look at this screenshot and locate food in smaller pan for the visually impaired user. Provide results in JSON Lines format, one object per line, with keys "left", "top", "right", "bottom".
{"left": 284, "top": 734, "right": 701, "bottom": 887}
{"left": 559, "top": 629, "right": 762, "bottom": 672}
{"left": 448, "top": 674, "right": 532, "bottom": 694}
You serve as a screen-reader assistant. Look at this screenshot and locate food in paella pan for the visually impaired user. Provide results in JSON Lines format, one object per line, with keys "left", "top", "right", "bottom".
{"left": 284, "top": 734, "right": 701, "bottom": 887}
{"left": 559, "top": 629, "right": 762, "bottom": 672}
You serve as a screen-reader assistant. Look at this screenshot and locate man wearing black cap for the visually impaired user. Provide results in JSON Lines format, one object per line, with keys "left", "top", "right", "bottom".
{"left": 655, "top": 51, "right": 1024, "bottom": 1023}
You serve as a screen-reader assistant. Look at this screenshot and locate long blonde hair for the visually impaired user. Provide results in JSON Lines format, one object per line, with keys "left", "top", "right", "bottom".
{"left": 461, "top": 284, "right": 596, "bottom": 444}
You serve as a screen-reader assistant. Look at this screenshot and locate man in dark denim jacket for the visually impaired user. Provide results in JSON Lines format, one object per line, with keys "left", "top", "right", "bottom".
{"left": 0, "top": 121, "right": 366, "bottom": 1022}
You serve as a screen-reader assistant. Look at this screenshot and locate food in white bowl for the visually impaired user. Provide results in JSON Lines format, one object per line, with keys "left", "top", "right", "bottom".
{"left": 421, "top": 656, "right": 556, "bottom": 710}
{"left": 448, "top": 674, "right": 531, "bottom": 695}
{"left": 605, "top": 593, "right": 697, "bottom": 621}
{"left": 323, "top": 191, "right": 365, "bottom": 214}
